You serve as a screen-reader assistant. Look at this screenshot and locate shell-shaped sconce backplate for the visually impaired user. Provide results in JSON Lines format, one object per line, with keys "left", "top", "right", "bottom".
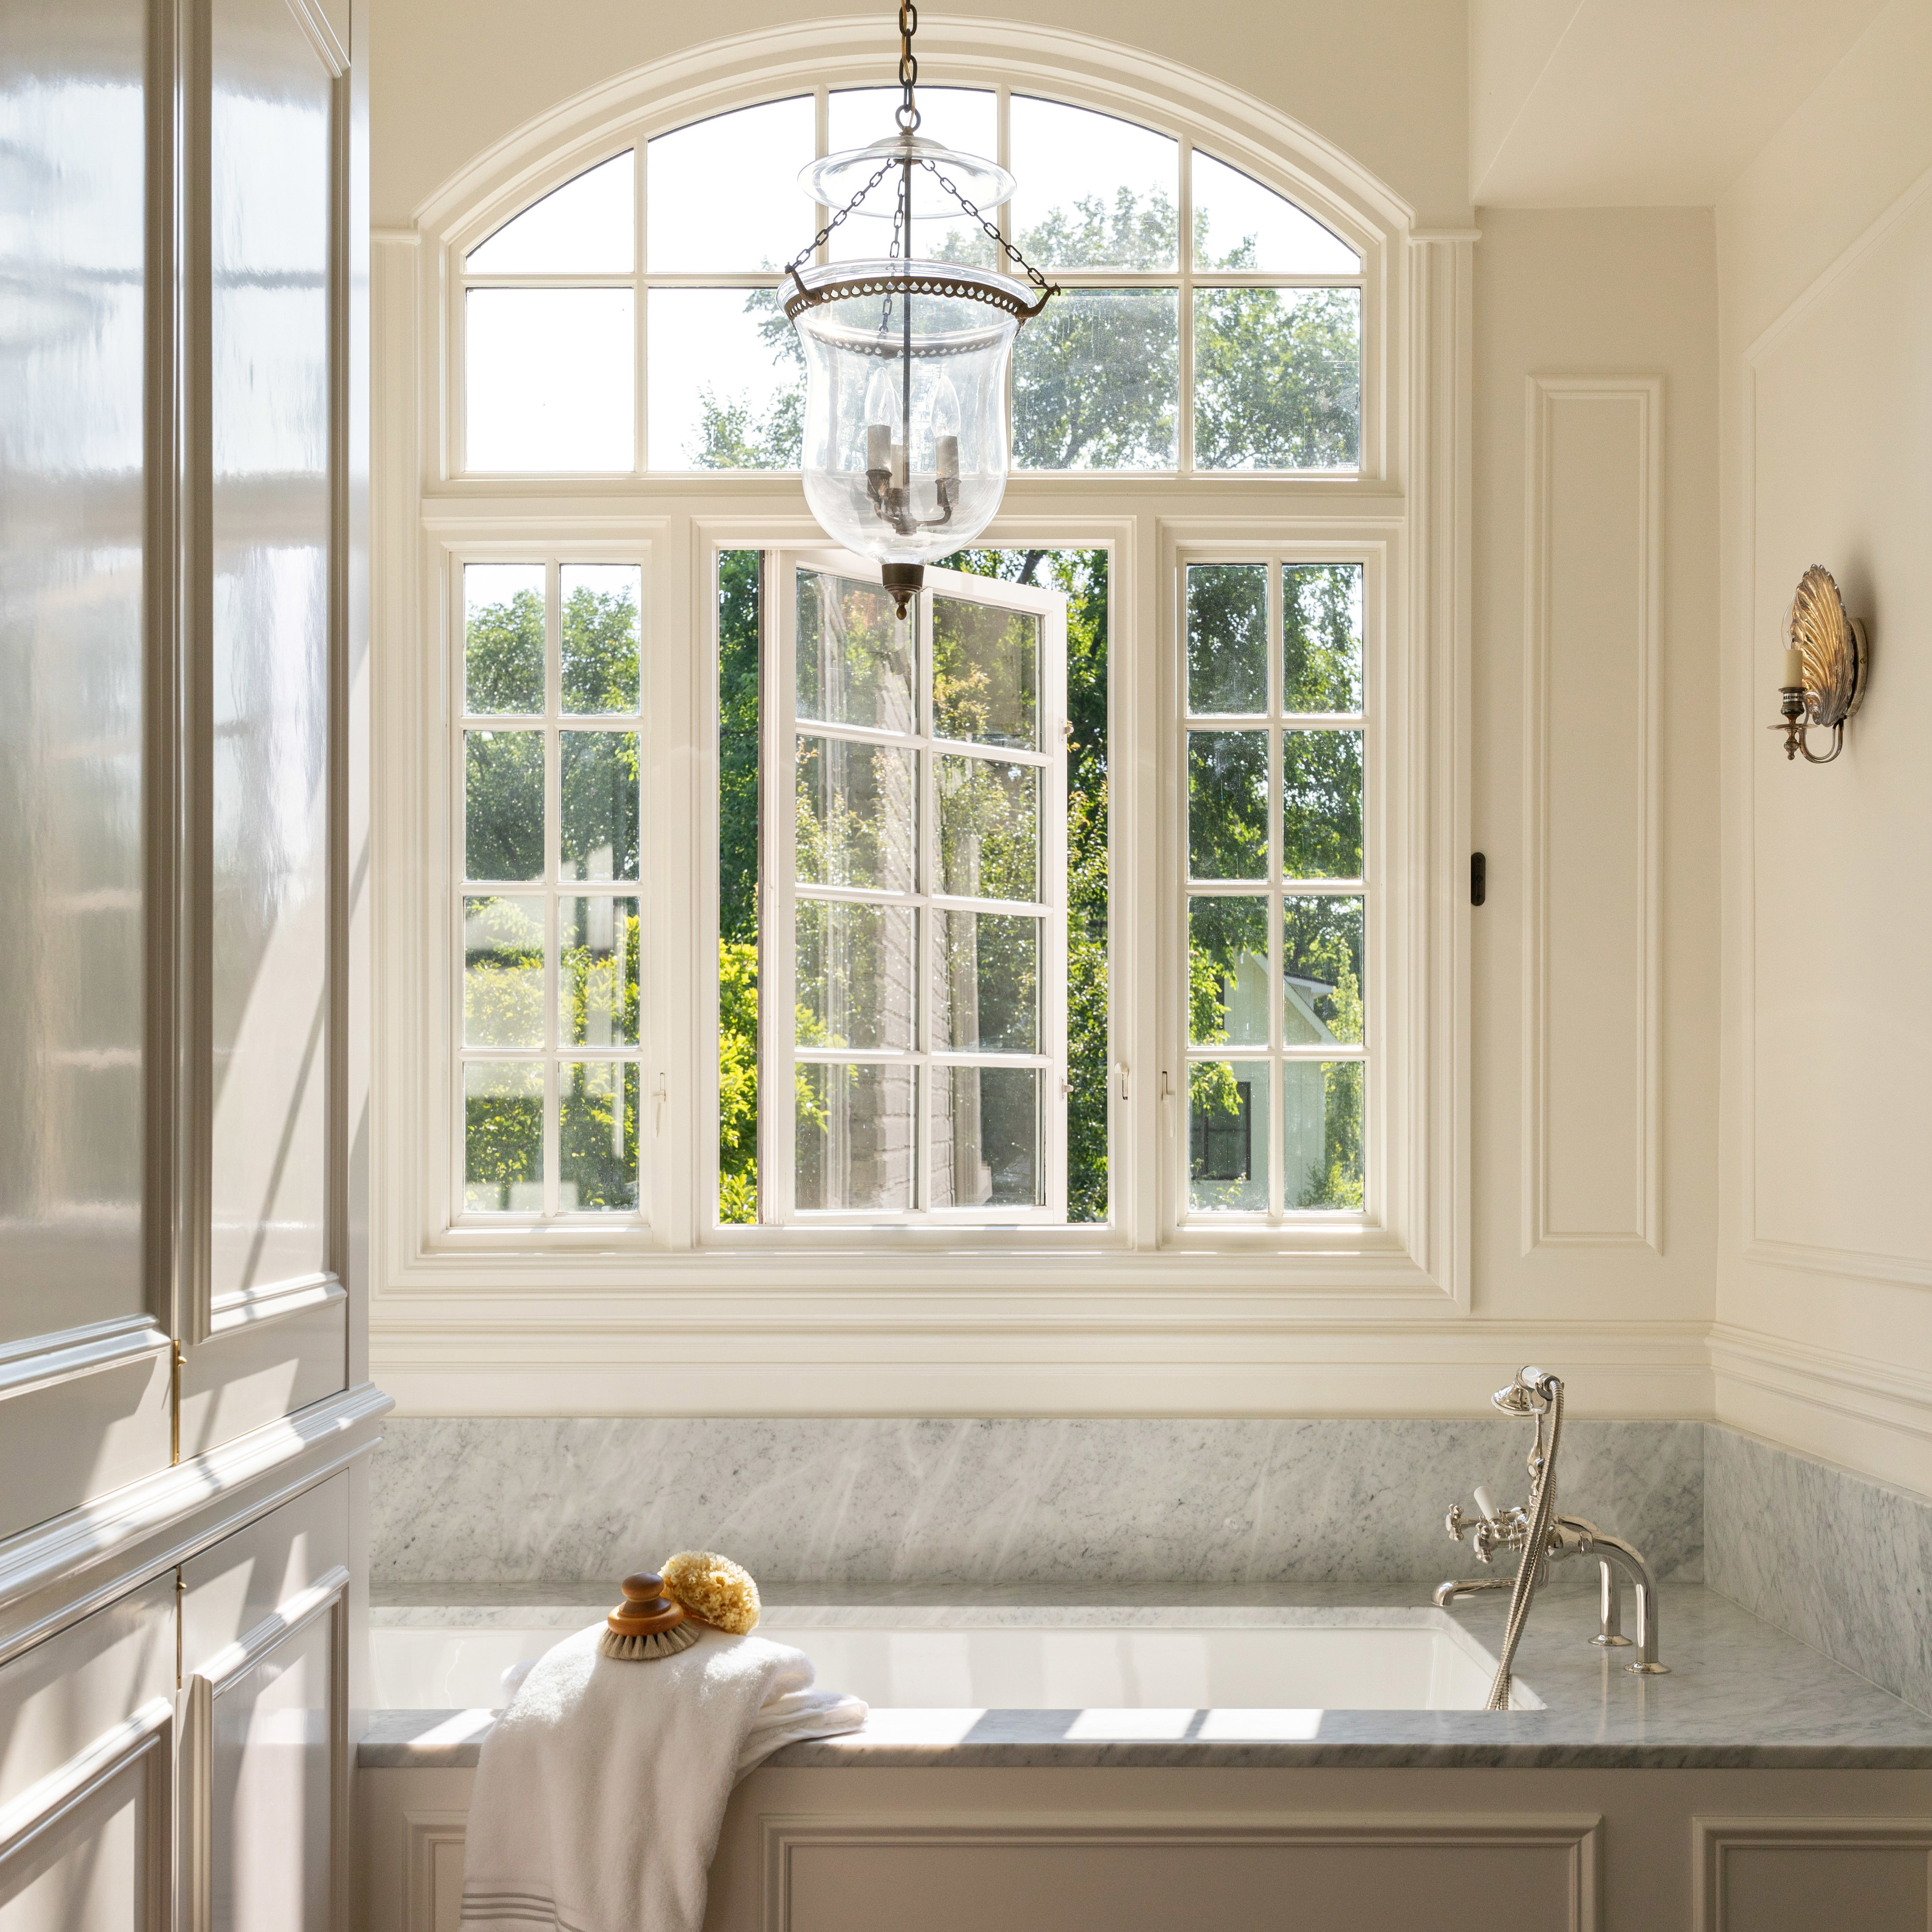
{"left": 1788, "top": 565, "right": 1868, "bottom": 728}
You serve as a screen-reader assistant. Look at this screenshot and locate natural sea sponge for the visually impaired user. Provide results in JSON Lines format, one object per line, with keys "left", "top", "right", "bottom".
{"left": 660, "top": 1550, "right": 761, "bottom": 1635}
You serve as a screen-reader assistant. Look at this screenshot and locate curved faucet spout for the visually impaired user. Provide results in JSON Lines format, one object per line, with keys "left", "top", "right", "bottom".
{"left": 1581, "top": 1527, "right": 1669, "bottom": 1674}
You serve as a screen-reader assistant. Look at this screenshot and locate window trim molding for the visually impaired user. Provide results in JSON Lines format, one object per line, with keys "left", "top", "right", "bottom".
{"left": 368, "top": 26, "right": 1475, "bottom": 1404}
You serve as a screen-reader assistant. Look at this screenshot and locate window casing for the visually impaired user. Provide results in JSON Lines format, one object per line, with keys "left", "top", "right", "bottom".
{"left": 387, "top": 31, "right": 1468, "bottom": 1300}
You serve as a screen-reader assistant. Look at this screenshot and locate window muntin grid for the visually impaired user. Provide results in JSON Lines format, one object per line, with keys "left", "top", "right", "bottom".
{"left": 454, "top": 89, "right": 1366, "bottom": 477}
{"left": 1182, "top": 556, "right": 1367, "bottom": 1222}
{"left": 454, "top": 557, "right": 648, "bottom": 1219}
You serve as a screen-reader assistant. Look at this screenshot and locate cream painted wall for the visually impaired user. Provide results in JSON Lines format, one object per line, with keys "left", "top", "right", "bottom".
{"left": 1716, "top": 0, "right": 1932, "bottom": 1494}
{"left": 370, "top": 0, "right": 1470, "bottom": 230}
{"left": 1471, "top": 209, "right": 1719, "bottom": 1328}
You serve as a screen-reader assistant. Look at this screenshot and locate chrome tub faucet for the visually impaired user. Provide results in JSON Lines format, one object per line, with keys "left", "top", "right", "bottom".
{"left": 1435, "top": 1367, "right": 1669, "bottom": 1705}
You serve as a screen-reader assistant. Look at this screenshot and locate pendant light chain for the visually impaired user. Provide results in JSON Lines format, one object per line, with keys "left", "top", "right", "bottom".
{"left": 896, "top": 0, "right": 921, "bottom": 131}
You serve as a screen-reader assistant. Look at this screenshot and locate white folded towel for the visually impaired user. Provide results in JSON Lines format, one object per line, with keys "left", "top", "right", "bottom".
{"left": 459, "top": 1622, "right": 867, "bottom": 1932}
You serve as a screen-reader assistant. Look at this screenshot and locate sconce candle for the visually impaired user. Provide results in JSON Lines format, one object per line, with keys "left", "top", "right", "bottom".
{"left": 1774, "top": 565, "right": 1868, "bottom": 764}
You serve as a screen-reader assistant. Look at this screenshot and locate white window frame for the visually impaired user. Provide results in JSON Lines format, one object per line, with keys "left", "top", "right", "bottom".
{"left": 375, "top": 23, "right": 1473, "bottom": 1349}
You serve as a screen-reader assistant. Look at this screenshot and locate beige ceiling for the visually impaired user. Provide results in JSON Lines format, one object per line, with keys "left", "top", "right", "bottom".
{"left": 1471, "top": 0, "right": 1891, "bottom": 205}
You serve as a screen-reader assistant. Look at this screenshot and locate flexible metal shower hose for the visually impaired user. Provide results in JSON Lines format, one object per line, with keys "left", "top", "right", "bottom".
{"left": 1484, "top": 1377, "right": 1565, "bottom": 1711}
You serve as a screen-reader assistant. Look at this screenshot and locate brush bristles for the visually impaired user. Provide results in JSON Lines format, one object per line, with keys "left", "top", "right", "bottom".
{"left": 599, "top": 1621, "right": 701, "bottom": 1662}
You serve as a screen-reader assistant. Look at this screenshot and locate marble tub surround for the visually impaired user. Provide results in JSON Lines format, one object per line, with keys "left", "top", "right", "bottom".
{"left": 1707, "top": 1427, "right": 1932, "bottom": 1717}
{"left": 369, "top": 1416, "right": 1703, "bottom": 1591}
{"left": 357, "top": 1582, "right": 1932, "bottom": 1771}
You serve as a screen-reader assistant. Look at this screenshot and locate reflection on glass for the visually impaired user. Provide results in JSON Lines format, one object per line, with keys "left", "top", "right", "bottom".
{"left": 561, "top": 731, "right": 639, "bottom": 880}
{"left": 797, "top": 572, "right": 914, "bottom": 731}
{"left": 1014, "top": 288, "right": 1178, "bottom": 470}
{"left": 1191, "top": 151, "right": 1360, "bottom": 273}
{"left": 464, "top": 1061, "right": 543, "bottom": 1211}
{"left": 463, "top": 896, "right": 544, "bottom": 1048}
{"left": 1009, "top": 97, "right": 1178, "bottom": 270}
{"left": 467, "top": 153, "right": 634, "bottom": 273}
{"left": 466, "top": 289, "right": 634, "bottom": 472}
{"left": 827, "top": 89, "right": 998, "bottom": 265}
{"left": 561, "top": 565, "right": 640, "bottom": 714}
{"left": 561, "top": 895, "right": 638, "bottom": 1046}
{"left": 1283, "top": 563, "right": 1364, "bottom": 713}
{"left": 1188, "top": 1059, "right": 1269, "bottom": 1213}
{"left": 1188, "top": 896, "right": 1267, "bottom": 1047}
{"left": 1187, "top": 731, "right": 1266, "bottom": 880}
{"left": 1186, "top": 564, "right": 1266, "bottom": 714}
{"left": 938, "top": 756, "right": 1039, "bottom": 902}
{"left": 464, "top": 730, "right": 544, "bottom": 881}
{"left": 795, "top": 1062, "right": 915, "bottom": 1211}
{"left": 795, "top": 736, "right": 917, "bottom": 891}
{"left": 796, "top": 900, "right": 917, "bottom": 1052}
{"left": 1194, "top": 287, "right": 1360, "bottom": 471}
{"left": 648, "top": 98, "right": 814, "bottom": 272}
{"left": 1285, "top": 1060, "right": 1363, "bottom": 1211}
{"left": 933, "top": 598, "right": 1038, "bottom": 747}
{"left": 1283, "top": 895, "right": 1363, "bottom": 1044}
{"left": 932, "top": 1066, "right": 1041, "bottom": 1208}
{"left": 1281, "top": 730, "right": 1362, "bottom": 879}
{"left": 934, "top": 911, "right": 1039, "bottom": 1052}
{"left": 465, "top": 564, "right": 545, "bottom": 714}
{"left": 560, "top": 1061, "right": 639, "bottom": 1211}
{"left": 647, "top": 288, "right": 803, "bottom": 470}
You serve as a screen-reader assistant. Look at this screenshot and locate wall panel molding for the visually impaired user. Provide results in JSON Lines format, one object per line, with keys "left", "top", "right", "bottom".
{"left": 404, "top": 1812, "right": 470, "bottom": 1932}
{"left": 1521, "top": 374, "right": 1662, "bottom": 1255}
{"left": 762, "top": 1811, "right": 1601, "bottom": 1932}
{"left": 1694, "top": 1815, "right": 1932, "bottom": 1932}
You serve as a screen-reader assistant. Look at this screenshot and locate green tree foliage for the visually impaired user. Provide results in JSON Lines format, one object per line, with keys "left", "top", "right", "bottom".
{"left": 562, "top": 583, "right": 641, "bottom": 713}
{"left": 717, "top": 551, "right": 762, "bottom": 1222}
{"left": 465, "top": 586, "right": 544, "bottom": 712}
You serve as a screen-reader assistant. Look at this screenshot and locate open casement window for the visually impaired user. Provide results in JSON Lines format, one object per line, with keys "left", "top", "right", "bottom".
{"left": 762, "top": 552, "right": 1068, "bottom": 1224}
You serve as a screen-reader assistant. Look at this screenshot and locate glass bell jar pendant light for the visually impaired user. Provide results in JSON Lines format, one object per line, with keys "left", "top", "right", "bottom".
{"left": 782, "top": 2, "right": 1059, "bottom": 617}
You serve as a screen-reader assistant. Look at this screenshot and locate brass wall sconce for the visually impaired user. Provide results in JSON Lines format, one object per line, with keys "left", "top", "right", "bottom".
{"left": 1775, "top": 565, "right": 1868, "bottom": 764}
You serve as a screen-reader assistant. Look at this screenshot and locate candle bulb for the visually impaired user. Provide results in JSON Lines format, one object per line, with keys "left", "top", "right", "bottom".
{"left": 866, "top": 423, "right": 891, "bottom": 473}
{"left": 935, "top": 434, "right": 958, "bottom": 479}
{"left": 1781, "top": 646, "right": 1804, "bottom": 689}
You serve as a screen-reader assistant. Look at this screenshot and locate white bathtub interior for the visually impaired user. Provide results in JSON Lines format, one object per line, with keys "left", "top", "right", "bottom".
{"left": 369, "top": 1609, "right": 1539, "bottom": 1714}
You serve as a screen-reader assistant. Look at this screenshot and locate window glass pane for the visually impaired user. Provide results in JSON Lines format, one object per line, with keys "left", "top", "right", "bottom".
{"left": 797, "top": 571, "right": 914, "bottom": 731}
{"left": 1285, "top": 1060, "right": 1363, "bottom": 1211}
{"left": 561, "top": 895, "right": 638, "bottom": 1046}
{"left": 1283, "top": 563, "right": 1363, "bottom": 713}
{"left": 464, "top": 1061, "right": 543, "bottom": 1211}
{"left": 1194, "top": 287, "right": 1359, "bottom": 471}
{"left": 466, "top": 152, "right": 634, "bottom": 274}
{"left": 648, "top": 287, "right": 801, "bottom": 470}
{"left": 796, "top": 900, "right": 917, "bottom": 1051}
{"left": 464, "top": 730, "right": 544, "bottom": 881}
{"left": 718, "top": 551, "right": 762, "bottom": 1225}
{"left": 1186, "top": 564, "right": 1266, "bottom": 715}
{"left": 560, "top": 1061, "right": 638, "bottom": 1211}
{"left": 795, "top": 1062, "right": 915, "bottom": 1211}
{"left": 934, "top": 910, "right": 1039, "bottom": 1052}
{"left": 937, "top": 755, "right": 1039, "bottom": 902}
{"left": 1283, "top": 895, "right": 1363, "bottom": 1045}
{"left": 1009, "top": 98, "right": 1177, "bottom": 271}
{"left": 463, "top": 895, "right": 544, "bottom": 1049}
{"left": 560, "top": 565, "right": 640, "bottom": 714}
{"left": 932, "top": 597, "right": 1038, "bottom": 748}
{"left": 1188, "top": 1059, "right": 1268, "bottom": 1213}
{"left": 795, "top": 735, "right": 916, "bottom": 891}
{"left": 932, "top": 1066, "right": 1041, "bottom": 1208}
{"left": 1186, "top": 730, "right": 1266, "bottom": 880}
{"left": 466, "top": 289, "right": 634, "bottom": 472}
{"left": 827, "top": 89, "right": 998, "bottom": 266}
{"left": 464, "top": 564, "right": 545, "bottom": 714}
{"left": 1282, "top": 729, "right": 1362, "bottom": 879}
{"left": 1188, "top": 896, "right": 1267, "bottom": 1047}
{"left": 647, "top": 98, "right": 813, "bottom": 272}
{"left": 1014, "top": 288, "right": 1177, "bottom": 470}
{"left": 560, "top": 730, "right": 639, "bottom": 880}
{"left": 1191, "top": 151, "right": 1359, "bottom": 273}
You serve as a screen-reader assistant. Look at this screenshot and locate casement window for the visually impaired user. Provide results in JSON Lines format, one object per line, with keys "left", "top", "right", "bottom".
{"left": 395, "top": 44, "right": 1465, "bottom": 1288}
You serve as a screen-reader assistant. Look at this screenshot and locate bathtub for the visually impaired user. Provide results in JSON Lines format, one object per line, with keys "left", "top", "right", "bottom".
{"left": 368, "top": 1603, "right": 1540, "bottom": 1713}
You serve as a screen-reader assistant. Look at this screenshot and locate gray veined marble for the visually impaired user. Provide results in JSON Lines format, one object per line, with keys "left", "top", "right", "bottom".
{"left": 369, "top": 1415, "right": 1704, "bottom": 1592}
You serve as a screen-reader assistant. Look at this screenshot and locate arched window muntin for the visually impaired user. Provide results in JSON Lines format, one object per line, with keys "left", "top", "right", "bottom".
{"left": 434, "top": 62, "right": 1391, "bottom": 488}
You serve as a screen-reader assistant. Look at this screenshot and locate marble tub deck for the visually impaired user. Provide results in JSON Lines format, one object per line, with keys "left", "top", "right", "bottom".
{"left": 358, "top": 1580, "right": 1932, "bottom": 1770}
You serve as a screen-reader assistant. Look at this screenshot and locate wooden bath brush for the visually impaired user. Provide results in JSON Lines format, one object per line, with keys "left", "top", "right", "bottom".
{"left": 600, "top": 1572, "right": 701, "bottom": 1661}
